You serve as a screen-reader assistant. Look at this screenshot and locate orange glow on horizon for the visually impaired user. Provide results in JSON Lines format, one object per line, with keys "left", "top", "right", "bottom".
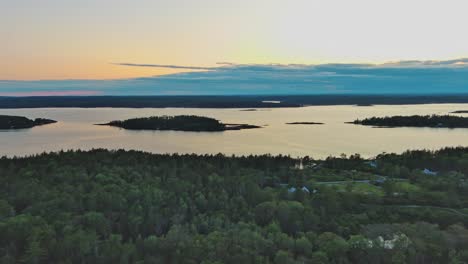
{"left": 0, "top": 62, "right": 196, "bottom": 81}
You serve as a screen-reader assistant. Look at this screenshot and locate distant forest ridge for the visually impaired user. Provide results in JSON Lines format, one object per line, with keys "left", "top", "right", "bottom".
{"left": 2, "top": 95, "right": 468, "bottom": 108}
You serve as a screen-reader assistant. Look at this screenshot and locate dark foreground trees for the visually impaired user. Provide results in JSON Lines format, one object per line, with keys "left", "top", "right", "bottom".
{"left": 0, "top": 148, "right": 467, "bottom": 263}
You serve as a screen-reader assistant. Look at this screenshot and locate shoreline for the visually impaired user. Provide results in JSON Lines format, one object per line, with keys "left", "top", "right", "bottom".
{"left": 3, "top": 94, "right": 468, "bottom": 109}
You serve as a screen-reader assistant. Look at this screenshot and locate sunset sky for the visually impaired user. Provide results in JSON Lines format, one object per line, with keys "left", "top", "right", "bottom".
{"left": 2, "top": 0, "right": 468, "bottom": 81}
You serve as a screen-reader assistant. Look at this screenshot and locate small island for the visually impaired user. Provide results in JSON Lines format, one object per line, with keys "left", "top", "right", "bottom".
{"left": 0, "top": 115, "right": 57, "bottom": 129}
{"left": 450, "top": 110, "right": 468, "bottom": 114}
{"left": 350, "top": 115, "right": 468, "bottom": 128}
{"left": 286, "top": 122, "right": 324, "bottom": 125}
{"left": 98, "top": 115, "right": 261, "bottom": 131}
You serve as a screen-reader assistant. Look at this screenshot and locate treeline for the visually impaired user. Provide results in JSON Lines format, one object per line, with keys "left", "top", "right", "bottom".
{"left": 352, "top": 115, "right": 468, "bottom": 128}
{"left": 0, "top": 149, "right": 467, "bottom": 263}
{"left": 3, "top": 95, "right": 468, "bottom": 109}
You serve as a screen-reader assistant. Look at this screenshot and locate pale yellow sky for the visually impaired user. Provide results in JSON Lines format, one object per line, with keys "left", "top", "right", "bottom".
{"left": 1, "top": 0, "right": 468, "bottom": 80}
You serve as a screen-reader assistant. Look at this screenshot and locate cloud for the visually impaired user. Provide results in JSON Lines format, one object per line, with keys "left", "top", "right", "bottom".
{"left": 216, "top": 62, "right": 237, "bottom": 66}
{"left": 112, "top": 63, "right": 217, "bottom": 70}
{"left": 2, "top": 59, "right": 468, "bottom": 96}
{"left": 379, "top": 58, "right": 468, "bottom": 67}
{"left": 0, "top": 90, "right": 102, "bottom": 97}
{"left": 115, "top": 58, "right": 468, "bottom": 71}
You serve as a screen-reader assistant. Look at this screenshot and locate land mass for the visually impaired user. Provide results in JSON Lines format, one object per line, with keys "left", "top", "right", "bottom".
{"left": 0, "top": 115, "right": 56, "bottom": 129}
{"left": 351, "top": 115, "right": 468, "bottom": 128}
{"left": 286, "top": 122, "right": 324, "bottom": 125}
{"left": 3, "top": 94, "right": 468, "bottom": 108}
{"left": 451, "top": 110, "right": 468, "bottom": 113}
{"left": 0, "top": 147, "right": 467, "bottom": 263}
{"left": 98, "top": 115, "right": 261, "bottom": 131}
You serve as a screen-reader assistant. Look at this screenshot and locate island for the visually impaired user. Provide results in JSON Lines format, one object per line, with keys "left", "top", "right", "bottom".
{"left": 286, "top": 122, "right": 324, "bottom": 125}
{"left": 451, "top": 110, "right": 468, "bottom": 113}
{"left": 350, "top": 115, "right": 468, "bottom": 128}
{"left": 0, "top": 115, "right": 57, "bottom": 129}
{"left": 98, "top": 115, "right": 261, "bottom": 131}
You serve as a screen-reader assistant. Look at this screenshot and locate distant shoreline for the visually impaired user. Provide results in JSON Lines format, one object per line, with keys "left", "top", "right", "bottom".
{"left": 2, "top": 94, "right": 468, "bottom": 109}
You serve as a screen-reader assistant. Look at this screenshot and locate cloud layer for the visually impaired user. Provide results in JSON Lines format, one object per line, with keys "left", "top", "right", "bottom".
{"left": 2, "top": 59, "right": 468, "bottom": 96}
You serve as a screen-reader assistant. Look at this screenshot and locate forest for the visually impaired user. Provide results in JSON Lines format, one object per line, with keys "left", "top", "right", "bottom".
{"left": 0, "top": 115, "right": 56, "bottom": 129}
{"left": 351, "top": 115, "right": 468, "bottom": 128}
{"left": 1, "top": 147, "right": 467, "bottom": 263}
{"left": 100, "top": 115, "right": 261, "bottom": 131}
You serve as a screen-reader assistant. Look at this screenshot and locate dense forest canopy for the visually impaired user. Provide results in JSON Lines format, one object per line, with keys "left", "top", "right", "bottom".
{"left": 352, "top": 115, "right": 468, "bottom": 128}
{"left": 100, "top": 115, "right": 261, "bottom": 131}
{"left": 1, "top": 148, "right": 467, "bottom": 263}
{"left": 0, "top": 115, "right": 56, "bottom": 129}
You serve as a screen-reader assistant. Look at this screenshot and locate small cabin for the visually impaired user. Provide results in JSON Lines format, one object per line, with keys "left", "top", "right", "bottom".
{"left": 422, "top": 168, "right": 438, "bottom": 176}
{"left": 288, "top": 186, "right": 316, "bottom": 194}
{"left": 366, "top": 161, "right": 378, "bottom": 168}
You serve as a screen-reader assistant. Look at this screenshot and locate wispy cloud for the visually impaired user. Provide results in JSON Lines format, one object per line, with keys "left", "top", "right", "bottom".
{"left": 112, "top": 63, "right": 217, "bottom": 70}
{"left": 115, "top": 58, "right": 468, "bottom": 71}
{"left": 379, "top": 58, "right": 468, "bottom": 67}
{"left": 0, "top": 90, "right": 102, "bottom": 97}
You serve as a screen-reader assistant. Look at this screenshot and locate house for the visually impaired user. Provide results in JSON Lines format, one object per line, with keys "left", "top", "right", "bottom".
{"left": 365, "top": 161, "right": 378, "bottom": 168}
{"left": 422, "top": 168, "right": 438, "bottom": 176}
{"left": 373, "top": 178, "right": 386, "bottom": 184}
{"left": 288, "top": 186, "right": 317, "bottom": 194}
{"left": 305, "top": 163, "right": 318, "bottom": 169}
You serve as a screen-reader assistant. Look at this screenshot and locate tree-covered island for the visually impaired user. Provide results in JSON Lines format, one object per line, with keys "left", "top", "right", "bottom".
{"left": 0, "top": 115, "right": 57, "bottom": 129}
{"left": 350, "top": 115, "right": 468, "bottom": 128}
{"left": 98, "top": 115, "right": 261, "bottom": 131}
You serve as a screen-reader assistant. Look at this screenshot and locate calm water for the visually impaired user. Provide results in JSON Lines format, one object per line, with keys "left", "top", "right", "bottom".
{"left": 1, "top": 104, "right": 468, "bottom": 158}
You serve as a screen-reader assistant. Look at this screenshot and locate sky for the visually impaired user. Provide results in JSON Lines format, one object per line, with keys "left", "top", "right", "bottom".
{"left": 1, "top": 0, "right": 468, "bottom": 95}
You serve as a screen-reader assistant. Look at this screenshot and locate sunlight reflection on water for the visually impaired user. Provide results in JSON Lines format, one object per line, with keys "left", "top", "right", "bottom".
{"left": 1, "top": 104, "right": 468, "bottom": 158}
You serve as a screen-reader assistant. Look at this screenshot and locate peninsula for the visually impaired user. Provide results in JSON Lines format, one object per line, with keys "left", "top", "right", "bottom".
{"left": 286, "top": 122, "right": 324, "bottom": 125}
{"left": 98, "top": 115, "right": 261, "bottom": 131}
{"left": 0, "top": 115, "right": 57, "bottom": 129}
